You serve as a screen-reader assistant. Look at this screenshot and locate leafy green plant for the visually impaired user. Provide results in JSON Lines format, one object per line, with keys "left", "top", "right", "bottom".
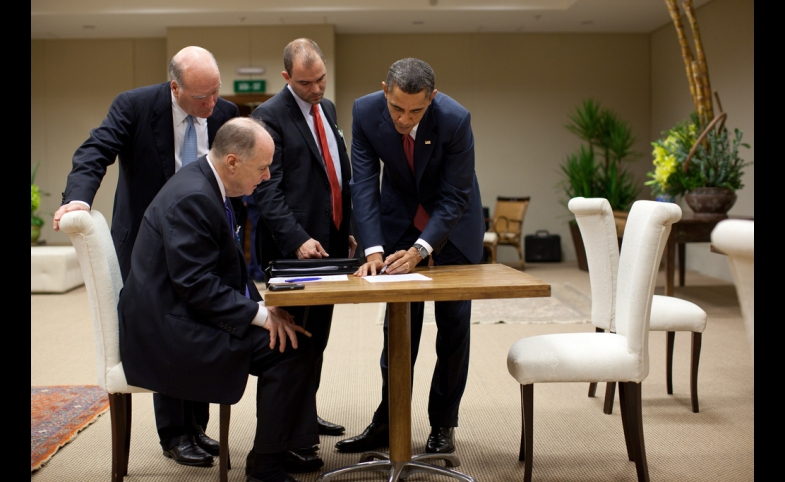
{"left": 31, "top": 163, "right": 49, "bottom": 227}
{"left": 558, "top": 99, "right": 640, "bottom": 211}
{"left": 646, "top": 113, "right": 752, "bottom": 197}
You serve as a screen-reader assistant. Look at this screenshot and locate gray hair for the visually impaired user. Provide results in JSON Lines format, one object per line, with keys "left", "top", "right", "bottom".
{"left": 168, "top": 47, "right": 219, "bottom": 89}
{"left": 283, "top": 38, "right": 326, "bottom": 76}
{"left": 386, "top": 58, "right": 435, "bottom": 96}
{"left": 210, "top": 117, "right": 267, "bottom": 162}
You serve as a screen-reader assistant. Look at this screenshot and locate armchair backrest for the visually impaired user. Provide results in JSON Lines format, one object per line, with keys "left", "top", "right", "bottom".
{"left": 568, "top": 197, "right": 619, "bottom": 331}
{"left": 711, "top": 219, "right": 754, "bottom": 360}
{"left": 490, "top": 196, "right": 530, "bottom": 235}
{"left": 59, "top": 210, "right": 143, "bottom": 394}
{"left": 614, "top": 201, "right": 681, "bottom": 378}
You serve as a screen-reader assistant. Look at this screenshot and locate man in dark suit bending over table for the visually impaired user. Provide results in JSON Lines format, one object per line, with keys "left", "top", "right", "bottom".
{"left": 337, "top": 58, "right": 484, "bottom": 456}
{"left": 53, "top": 46, "right": 238, "bottom": 467}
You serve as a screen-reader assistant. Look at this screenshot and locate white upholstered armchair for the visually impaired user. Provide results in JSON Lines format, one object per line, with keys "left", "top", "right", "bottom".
{"left": 60, "top": 210, "right": 232, "bottom": 482}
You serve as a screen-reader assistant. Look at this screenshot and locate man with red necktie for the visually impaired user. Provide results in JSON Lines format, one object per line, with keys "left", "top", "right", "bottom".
{"left": 339, "top": 58, "right": 485, "bottom": 456}
{"left": 250, "top": 38, "right": 355, "bottom": 474}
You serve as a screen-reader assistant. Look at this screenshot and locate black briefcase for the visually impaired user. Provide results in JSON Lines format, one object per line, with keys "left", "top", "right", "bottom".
{"left": 525, "top": 230, "right": 562, "bottom": 262}
{"left": 264, "top": 258, "right": 361, "bottom": 283}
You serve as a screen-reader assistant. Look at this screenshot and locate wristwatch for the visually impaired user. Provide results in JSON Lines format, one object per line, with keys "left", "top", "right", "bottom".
{"left": 413, "top": 243, "right": 429, "bottom": 260}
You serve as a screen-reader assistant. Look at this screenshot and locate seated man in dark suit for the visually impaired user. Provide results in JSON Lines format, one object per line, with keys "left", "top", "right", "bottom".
{"left": 119, "top": 117, "right": 317, "bottom": 482}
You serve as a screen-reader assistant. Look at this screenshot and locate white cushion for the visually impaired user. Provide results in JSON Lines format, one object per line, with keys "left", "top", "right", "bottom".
{"left": 31, "top": 246, "right": 84, "bottom": 293}
{"left": 507, "top": 332, "right": 646, "bottom": 384}
{"left": 650, "top": 295, "right": 707, "bottom": 332}
{"left": 483, "top": 232, "right": 498, "bottom": 244}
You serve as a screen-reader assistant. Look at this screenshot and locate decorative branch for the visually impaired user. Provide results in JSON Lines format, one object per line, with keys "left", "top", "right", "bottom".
{"left": 665, "top": 0, "right": 699, "bottom": 113}
{"left": 683, "top": 0, "right": 713, "bottom": 121}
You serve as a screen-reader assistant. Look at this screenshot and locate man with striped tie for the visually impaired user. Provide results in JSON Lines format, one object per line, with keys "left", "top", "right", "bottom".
{"left": 54, "top": 46, "right": 238, "bottom": 468}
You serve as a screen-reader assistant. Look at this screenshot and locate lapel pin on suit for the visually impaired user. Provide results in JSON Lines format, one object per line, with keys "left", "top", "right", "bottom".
{"left": 425, "top": 140, "right": 432, "bottom": 144}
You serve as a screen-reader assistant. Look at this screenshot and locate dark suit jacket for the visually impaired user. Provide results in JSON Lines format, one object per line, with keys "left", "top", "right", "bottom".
{"left": 62, "top": 81, "right": 238, "bottom": 279}
{"left": 119, "top": 156, "right": 261, "bottom": 405}
{"left": 349, "top": 91, "right": 484, "bottom": 262}
{"left": 251, "top": 88, "right": 352, "bottom": 268}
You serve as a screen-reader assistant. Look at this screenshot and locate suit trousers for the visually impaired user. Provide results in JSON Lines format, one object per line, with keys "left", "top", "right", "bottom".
{"left": 155, "top": 395, "right": 210, "bottom": 448}
{"left": 372, "top": 231, "right": 472, "bottom": 428}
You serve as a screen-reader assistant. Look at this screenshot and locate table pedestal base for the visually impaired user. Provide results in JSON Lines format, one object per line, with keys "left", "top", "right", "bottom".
{"left": 316, "top": 452, "right": 475, "bottom": 482}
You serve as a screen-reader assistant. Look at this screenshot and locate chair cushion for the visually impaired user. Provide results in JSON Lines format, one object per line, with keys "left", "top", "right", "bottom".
{"left": 649, "top": 295, "right": 707, "bottom": 333}
{"left": 31, "top": 246, "right": 84, "bottom": 293}
{"left": 507, "top": 332, "right": 647, "bottom": 385}
{"left": 483, "top": 232, "right": 498, "bottom": 244}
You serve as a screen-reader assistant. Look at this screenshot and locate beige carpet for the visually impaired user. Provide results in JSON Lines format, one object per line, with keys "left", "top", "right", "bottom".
{"left": 30, "top": 262, "right": 754, "bottom": 481}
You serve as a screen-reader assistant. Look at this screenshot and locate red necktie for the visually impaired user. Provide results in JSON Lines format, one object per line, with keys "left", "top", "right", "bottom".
{"left": 312, "top": 104, "right": 342, "bottom": 229}
{"left": 402, "top": 134, "right": 430, "bottom": 232}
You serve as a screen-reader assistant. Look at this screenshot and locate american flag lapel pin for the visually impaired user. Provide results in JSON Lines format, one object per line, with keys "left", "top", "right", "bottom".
{"left": 425, "top": 140, "right": 431, "bottom": 144}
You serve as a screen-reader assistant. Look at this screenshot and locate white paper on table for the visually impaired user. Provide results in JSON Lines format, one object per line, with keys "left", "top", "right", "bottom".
{"left": 363, "top": 274, "right": 433, "bottom": 283}
{"left": 268, "top": 274, "right": 349, "bottom": 284}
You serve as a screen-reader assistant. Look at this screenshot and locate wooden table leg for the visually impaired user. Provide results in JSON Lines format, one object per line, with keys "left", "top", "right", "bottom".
{"left": 387, "top": 302, "right": 412, "bottom": 463}
{"left": 665, "top": 235, "right": 676, "bottom": 297}
{"left": 678, "top": 243, "right": 686, "bottom": 287}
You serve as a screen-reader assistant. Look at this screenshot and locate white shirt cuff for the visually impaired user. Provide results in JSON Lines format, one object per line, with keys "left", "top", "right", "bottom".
{"left": 415, "top": 238, "right": 433, "bottom": 255}
{"left": 364, "top": 245, "right": 385, "bottom": 257}
{"left": 251, "top": 302, "right": 268, "bottom": 328}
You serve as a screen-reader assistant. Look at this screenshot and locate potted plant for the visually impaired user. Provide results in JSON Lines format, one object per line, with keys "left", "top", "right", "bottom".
{"left": 646, "top": 112, "right": 752, "bottom": 219}
{"left": 558, "top": 99, "right": 640, "bottom": 269}
{"left": 31, "top": 163, "right": 48, "bottom": 243}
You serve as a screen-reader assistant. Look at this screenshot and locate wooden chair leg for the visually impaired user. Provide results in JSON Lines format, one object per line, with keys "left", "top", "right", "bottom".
{"left": 122, "top": 394, "right": 131, "bottom": 477}
{"left": 618, "top": 383, "right": 634, "bottom": 462}
{"left": 491, "top": 245, "right": 497, "bottom": 264}
{"left": 690, "top": 332, "right": 702, "bottom": 413}
{"left": 588, "top": 328, "right": 605, "bottom": 398}
{"left": 520, "top": 384, "right": 534, "bottom": 482}
{"left": 219, "top": 404, "right": 231, "bottom": 482}
{"left": 109, "top": 393, "right": 129, "bottom": 482}
{"left": 516, "top": 244, "right": 524, "bottom": 270}
{"left": 603, "top": 382, "right": 617, "bottom": 414}
{"left": 622, "top": 382, "right": 650, "bottom": 482}
{"left": 666, "top": 331, "right": 675, "bottom": 395}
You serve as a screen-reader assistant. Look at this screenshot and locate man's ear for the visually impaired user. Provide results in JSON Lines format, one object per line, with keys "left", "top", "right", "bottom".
{"left": 226, "top": 154, "right": 239, "bottom": 171}
{"left": 429, "top": 89, "right": 438, "bottom": 102}
{"left": 382, "top": 82, "right": 388, "bottom": 98}
{"left": 282, "top": 70, "right": 291, "bottom": 83}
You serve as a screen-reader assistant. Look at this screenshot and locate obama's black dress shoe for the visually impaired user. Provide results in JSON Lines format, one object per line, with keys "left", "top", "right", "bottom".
{"left": 162, "top": 434, "right": 214, "bottom": 467}
{"left": 425, "top": 427, "right": 456, "bottom": 454}
{"left": 334, "top": 422, "right": 389, "bottom": 453}
{"left": 195, "top": 428, "right": 220, "bottom": 456}
{"left": 317, "top": 416, "right": 346, "bottom": 436}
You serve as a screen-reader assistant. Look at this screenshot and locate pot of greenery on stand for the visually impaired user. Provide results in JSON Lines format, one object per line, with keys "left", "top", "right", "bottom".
{"left": 646, "top": 111, "right": 752, "bottom": 220}
{"left": 558, "top": 99, "right": 640, "bottom": 270}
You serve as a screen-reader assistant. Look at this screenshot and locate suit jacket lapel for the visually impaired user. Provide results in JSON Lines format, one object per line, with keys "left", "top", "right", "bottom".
{"left": 151, "top": 82, "right": 176, "bottom": 181}
{"left": 282, "top": 88, "right": 324, "bottom": 171}
{"left": 321, "top": 103, "right": 352, "bottom": 185}
{"left": 414, "top": 107, "right": 437, "bottom": 184}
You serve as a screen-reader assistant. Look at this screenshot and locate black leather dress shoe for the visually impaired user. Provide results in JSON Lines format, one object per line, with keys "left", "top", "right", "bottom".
{"left": 195, "top": 428, "right": 220, "bottom": 456}
{"left": 162, "top": 435, "right": 214, "bottom": 467}
{"left": 246, "top": 448, "right": 323, "bottom": 475}
{"left": 425, "top": 427, "right": 456, "bottom": 454}
{"left": 317, "top": 416, "right": 346, "bottom": 436}
{"left": 334, "top": 422, "right": 389, "bottom": 453}
{"left": 282, "top": 450, "right": 324, "bottom": 473}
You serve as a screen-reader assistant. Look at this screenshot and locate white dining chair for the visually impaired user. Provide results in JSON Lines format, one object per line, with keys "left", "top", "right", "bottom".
{"left": 507, "top": 200, "right": 681, "bottom": 482}
{"left": 60, "top": 210, "right": 232, "bottom": 482}
{"left": 711, "top": 219, "right": 754, "bottom": 362}
{"left": 569, "top": 197, "right": 708, "bottom": 413}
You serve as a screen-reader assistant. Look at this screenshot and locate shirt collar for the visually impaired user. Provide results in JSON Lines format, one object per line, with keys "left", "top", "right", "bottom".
{"left": 205, "top": 155, "right": 227, "bottom": 201}
{"left": 287, "top": 84, "right": 318, "bottom": 118}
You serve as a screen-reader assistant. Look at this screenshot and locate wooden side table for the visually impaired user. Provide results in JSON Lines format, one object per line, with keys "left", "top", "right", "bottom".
{"left": 264, "top": 264, "right": 550, "bottom": 482}
{"left": 664, "top": 214, "right": 753, "bottom": 296}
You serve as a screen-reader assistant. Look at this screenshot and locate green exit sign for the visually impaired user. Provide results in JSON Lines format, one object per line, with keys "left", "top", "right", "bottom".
{"left": 234, "top": 80, "right": 266, "bottom": 93}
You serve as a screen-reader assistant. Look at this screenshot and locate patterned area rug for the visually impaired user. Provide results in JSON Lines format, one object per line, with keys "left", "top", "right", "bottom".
{"left": 422, "top": 281, "right": 592, "bottom": 324}
{"left": 31, "top": 385, "right": 109, "bottom": 472}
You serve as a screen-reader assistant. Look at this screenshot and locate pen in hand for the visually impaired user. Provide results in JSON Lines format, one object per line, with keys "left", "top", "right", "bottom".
{"left": 379, "top": 264, "right": 388, "bottom": 275}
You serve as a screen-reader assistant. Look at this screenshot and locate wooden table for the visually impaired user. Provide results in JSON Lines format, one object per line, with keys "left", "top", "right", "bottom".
{"left": 664, "top": 214, "right": 753, "bottom": 296}
{"left": 264, "top": 264, "right": 550, "bottom": 482}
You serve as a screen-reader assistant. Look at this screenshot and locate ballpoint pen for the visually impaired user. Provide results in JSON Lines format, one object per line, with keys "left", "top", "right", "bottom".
{"left": 379, "top": 265, "right": 388, "bottom": 274}
{"left": 285, "top": 277, "right": 321, "bottom": 282}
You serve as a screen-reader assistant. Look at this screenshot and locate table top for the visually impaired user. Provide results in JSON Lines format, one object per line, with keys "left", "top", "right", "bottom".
{"left": 263, "top": 263, "right": 551, "bottom": 307}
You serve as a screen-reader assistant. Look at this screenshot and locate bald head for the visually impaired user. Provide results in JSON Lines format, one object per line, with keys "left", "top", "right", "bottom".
{"left": 169, "top": 46, "right": 222, "bottom": 118}
{"left": 210, "top": 117, "right": 274, "bottom": 197}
